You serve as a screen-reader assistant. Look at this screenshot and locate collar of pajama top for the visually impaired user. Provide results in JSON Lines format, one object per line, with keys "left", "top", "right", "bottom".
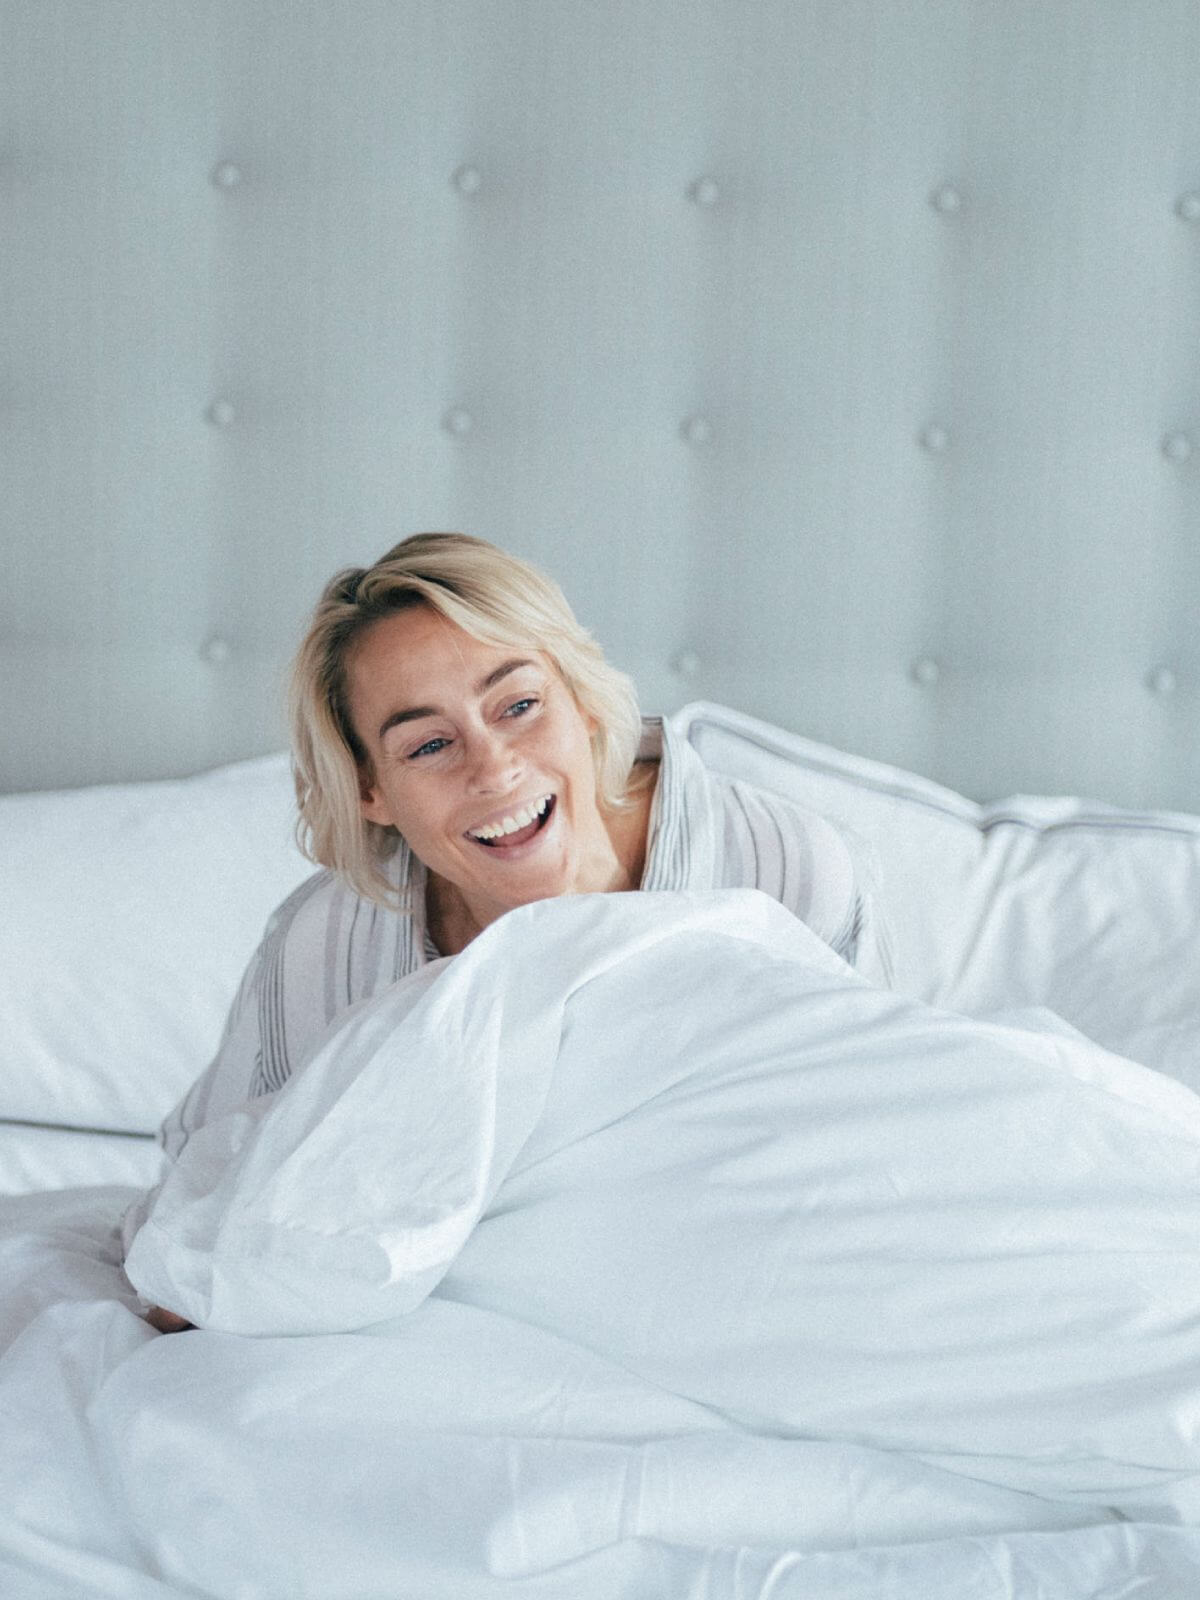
{"left": 391, "top": 716, "right": 717, "bottom": 964}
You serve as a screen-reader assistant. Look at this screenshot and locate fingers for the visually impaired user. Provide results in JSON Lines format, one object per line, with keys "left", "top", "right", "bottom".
{"left": 145, "top": 1305, "right": 195, "bottom": 1334}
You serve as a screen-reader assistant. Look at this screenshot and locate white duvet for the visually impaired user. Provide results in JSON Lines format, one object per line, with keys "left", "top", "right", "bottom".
{"left": 5, "top": 889, "right": 1200, "bottom": 1599}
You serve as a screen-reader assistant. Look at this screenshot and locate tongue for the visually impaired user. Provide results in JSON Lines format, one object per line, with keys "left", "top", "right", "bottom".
{"left": 483, "top": 813, "right": 543, "bottom": 850}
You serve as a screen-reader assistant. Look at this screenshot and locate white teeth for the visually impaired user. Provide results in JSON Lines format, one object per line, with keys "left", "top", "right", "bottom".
{"left": 469, "top": 794, "right": 551, "bottom": 841}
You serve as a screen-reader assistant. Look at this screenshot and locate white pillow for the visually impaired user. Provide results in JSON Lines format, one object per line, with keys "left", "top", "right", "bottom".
{"left": 0, "top": 754, "right": 315, "bottom": 1135}
{"left": 673, "top": 702, "right": 1200, "bottom": 1090}
{"left": 0, "top": 1125, "right": 163, "bottom": 1195}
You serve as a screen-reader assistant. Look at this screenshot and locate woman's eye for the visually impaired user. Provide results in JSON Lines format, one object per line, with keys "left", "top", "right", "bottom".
{"left": 503, "top": 697, "right": 538, "bottom": 718}
{"left": 409, "top": 737, "right": 450, "bottom": 760}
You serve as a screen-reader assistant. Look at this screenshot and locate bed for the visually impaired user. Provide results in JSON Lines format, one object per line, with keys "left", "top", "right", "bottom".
{"left": 4, "top": 700, "right": 1200, "bottom": 1600}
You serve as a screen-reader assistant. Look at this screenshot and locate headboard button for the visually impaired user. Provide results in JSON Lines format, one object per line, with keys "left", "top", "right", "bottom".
{"left": 689, "top": 176, "right": 720, "bottom": 206}
{"left": 919, "top": 423, "right": 950, "bottom": 453}
{"left": 206, "top": 398, "right": 236, "bottom": 428}
{"left": 671, "top": 649, "right": 701, "bottom": 679}
{"left": 199, "top": 635, "right": 232, "bottom": 666}
{"left": 211, "top": 161, "right": 242, "bottom": 189}
{"left": 930, "top": 183, "right": 962, "bottom": 214}
{"left": 443, "top": 406, "right": 474, "bottom": 436}
{"left": 452, "top": 165, "right": 482, "bottom": 196}
{"left": 910, "top": 656, "right": 941, "bottom": 687}
{"left": 1162, "top": 431, "right": 1193, "bottom": 462}
{"left": 681, "top": 414, "right": 713, "bottom": 445}
{"left": 1147, "top": 666, "right": 1178, "bottom": 697}
{"left": 1176, "top": 192, "right": 1200, "bottom": 222}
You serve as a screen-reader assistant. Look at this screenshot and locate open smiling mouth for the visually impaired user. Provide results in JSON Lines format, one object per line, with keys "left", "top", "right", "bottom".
{"left": 466, "top": 794, "right": 556, "bottom": 849}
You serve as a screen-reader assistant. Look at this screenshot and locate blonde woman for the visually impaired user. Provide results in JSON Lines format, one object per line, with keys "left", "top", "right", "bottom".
{"left": 161, "top": 532, "right": 889, "bottom": 1161}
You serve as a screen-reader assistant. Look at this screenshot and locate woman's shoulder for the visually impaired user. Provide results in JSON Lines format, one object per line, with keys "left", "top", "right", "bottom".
{"left": 703, "top": 768, "right": 895, "bottom": 982}
{"left": 662, "top": 716, "right": 844, "bottom": 844}
{"left": 707, "top": 768, "right": 854, "bottom": 860}
{"left": 705, "top": 769, "right": 858, "bottom": 923}
{"left": 253, "top": 855, "right": 422, "bottom": 1066}
{"left": 261, "top": 856, "right": 410, "bottom": 952}
{"left": 260, "top": 865, "right": 346, "bottom": 945}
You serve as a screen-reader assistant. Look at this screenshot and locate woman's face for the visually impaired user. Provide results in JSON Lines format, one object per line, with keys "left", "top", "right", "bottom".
{"left": 346, "top": 605, "right": 622, "bottom": 932}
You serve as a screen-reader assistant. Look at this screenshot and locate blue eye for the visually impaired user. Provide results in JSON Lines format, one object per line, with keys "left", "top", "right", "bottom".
{"left": 504, "top": 697, "right": 537, "bottom": 718}
{"left": 409, "top": 737, "right": 450, "bottom": 760}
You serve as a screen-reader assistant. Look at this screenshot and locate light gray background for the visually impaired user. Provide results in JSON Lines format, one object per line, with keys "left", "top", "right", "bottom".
{"left": 4, "top": 0, "right": 1199, "bottom": 807}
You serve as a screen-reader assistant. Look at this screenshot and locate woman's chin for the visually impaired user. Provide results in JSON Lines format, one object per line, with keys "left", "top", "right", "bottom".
{"left": 490, "top": 864, "right": 573, "bottom": 908}
{"left": 461, "top": 801, "right": 569, "bottom": 885}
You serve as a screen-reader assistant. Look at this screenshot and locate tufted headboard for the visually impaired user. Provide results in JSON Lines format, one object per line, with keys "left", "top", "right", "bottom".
{"left": 4, "top": 0, "right": 1199, "bottom": 808}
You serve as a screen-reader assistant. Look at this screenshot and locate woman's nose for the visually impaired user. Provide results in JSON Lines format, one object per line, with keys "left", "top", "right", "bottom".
{"left": 465, "top": 728, "right": 520, "bottom": 793}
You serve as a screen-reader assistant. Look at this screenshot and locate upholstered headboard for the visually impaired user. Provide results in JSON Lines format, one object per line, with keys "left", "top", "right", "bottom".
{"left": 4, "top": 1, "right": 1199, "bottom": 808}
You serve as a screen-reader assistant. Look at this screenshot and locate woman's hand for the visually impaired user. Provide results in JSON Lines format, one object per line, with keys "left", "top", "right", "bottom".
{"left": 145, "top": 1305, "right": 194, "bottom": 1333}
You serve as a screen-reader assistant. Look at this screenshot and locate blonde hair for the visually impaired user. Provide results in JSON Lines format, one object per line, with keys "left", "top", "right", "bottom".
{"left": 288, "top": 532, "right": 642, "bottom": 907}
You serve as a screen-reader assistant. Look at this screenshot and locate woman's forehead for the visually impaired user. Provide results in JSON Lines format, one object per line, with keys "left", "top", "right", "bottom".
{"left": 349, "top": 608, "right": 550, "bottom": 701}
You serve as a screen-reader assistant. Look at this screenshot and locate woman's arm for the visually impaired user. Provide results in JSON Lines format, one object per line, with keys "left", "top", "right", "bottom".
{"left": 121, "top": 897, "right": 286, "bottom": 1308}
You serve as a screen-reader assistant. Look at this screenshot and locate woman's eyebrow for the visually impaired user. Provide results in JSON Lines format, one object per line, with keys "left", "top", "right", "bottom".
{"left": 377, "top": 704, "right": 437, "bottom": 741}
{"left": 376, "top": 660, "right": 537, "bottom": 743}
{"left": 476, "top": 658, "right": 535, "bottom": 693}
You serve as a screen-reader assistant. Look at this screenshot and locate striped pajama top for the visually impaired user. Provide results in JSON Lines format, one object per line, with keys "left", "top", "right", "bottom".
{"left": 159, "top": 717, "right": 892, "bottom": 1160}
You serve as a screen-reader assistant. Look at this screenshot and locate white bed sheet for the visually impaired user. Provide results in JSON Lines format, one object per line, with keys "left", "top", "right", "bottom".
{"left": 6, "top": 891, "right": 1200, "bottom": 1598}
{"left": 6, "top": 1186, "right": 1200, "bottom": 1600}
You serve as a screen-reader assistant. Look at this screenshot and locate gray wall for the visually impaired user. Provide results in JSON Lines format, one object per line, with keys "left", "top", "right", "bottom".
{"left": 4, "top": 0, "right": 1199, "bottom": 807}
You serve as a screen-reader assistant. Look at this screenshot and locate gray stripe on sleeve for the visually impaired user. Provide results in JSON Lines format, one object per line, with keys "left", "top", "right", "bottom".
{"left": 831, "top": 891, "right": 864, "bottom": 965}
{"left": 344, "top": 892, "right": 363, "bottom": 1008}
{"left": 766, "top": 794, "right": 789, "bottom": 905}
{"left": 723, "top": 783, "right": 760, "bottom": 890}
{"left": 255, "top": 933, "right": 287, "bottom": 1095}
{"left": 323, "top": 881, "right": 347, "bottom": 1027}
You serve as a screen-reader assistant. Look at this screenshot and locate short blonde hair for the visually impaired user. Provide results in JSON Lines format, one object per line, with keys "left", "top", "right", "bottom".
{"left": 288, "top": 532, "right": 642, "bottom": 907}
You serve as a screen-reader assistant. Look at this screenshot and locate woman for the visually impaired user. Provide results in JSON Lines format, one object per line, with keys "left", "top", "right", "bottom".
{"left": 159, "top": 531, "right": 890, "bottom": 1160}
